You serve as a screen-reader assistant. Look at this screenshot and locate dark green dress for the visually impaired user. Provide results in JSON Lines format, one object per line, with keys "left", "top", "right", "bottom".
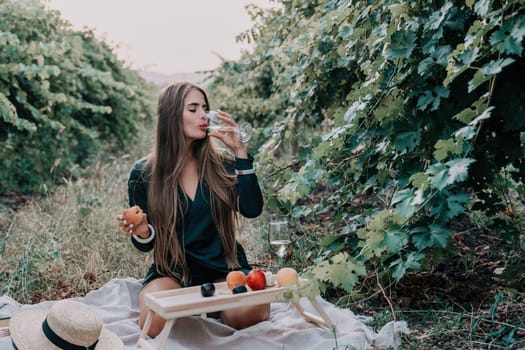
{"left": 127, "top": 156, "right": 263, "bottom": 286}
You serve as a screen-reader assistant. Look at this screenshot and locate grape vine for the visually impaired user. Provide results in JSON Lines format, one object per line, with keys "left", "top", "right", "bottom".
{"left": 208, "top": 0, "right": 525, "bottom": 292}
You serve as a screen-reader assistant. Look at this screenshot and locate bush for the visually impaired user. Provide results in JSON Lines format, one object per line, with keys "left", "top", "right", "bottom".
{"left": 207, "top": 0, "right": 525, "bottom": 291}
{"left": 0, "top": 0, "right": 155, "bottom": 194}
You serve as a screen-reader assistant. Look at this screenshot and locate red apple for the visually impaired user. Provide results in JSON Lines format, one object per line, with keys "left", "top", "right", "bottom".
{"left": 246, "top": 269, "right": 266, "bottom": 291}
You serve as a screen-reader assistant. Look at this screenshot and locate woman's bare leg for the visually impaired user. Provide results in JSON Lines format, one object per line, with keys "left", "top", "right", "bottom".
{"left": 139, "top": 277, "right": 182, "bottom": 338}
{"left": 221, "top": 304, "right": 271, "bottom": 329}
{"left": 213, "top": 277, "right": 270, "bottom": 329}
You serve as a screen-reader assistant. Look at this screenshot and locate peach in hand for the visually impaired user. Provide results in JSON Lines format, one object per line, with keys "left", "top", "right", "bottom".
{"left": 123, "top": 205, "right": 144, "bottom": 226}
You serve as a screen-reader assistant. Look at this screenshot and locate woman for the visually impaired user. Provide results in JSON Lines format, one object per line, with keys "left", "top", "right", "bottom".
{"left": 116, "top": 81, "right": 269, "bottom": 337}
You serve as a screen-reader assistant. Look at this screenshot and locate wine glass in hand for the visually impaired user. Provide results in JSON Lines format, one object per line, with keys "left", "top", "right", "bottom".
{"left": 207, "top": 111, "right": 252, "bottom": 143}
{"left": 268, "top": 219, "right": 291, "bottom": 269}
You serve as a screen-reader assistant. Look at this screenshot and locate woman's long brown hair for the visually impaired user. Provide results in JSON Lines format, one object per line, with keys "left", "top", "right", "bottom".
{"left": 144, "top": 82, "right": 239, "bottom": 285}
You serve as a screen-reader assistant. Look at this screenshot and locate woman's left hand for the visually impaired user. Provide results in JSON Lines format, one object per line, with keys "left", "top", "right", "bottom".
{"left": 208, "top": 110, "right": 248, "bottom": 158}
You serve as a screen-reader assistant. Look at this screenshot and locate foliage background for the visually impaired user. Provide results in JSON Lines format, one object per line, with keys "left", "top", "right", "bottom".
{"left": 0, "top": 0, "right": 154, "bottom": 195}
{"left": 0, "top": 0, "right": 524, "bottom": 348}
{"left": 207, "top": 0, "right": 525, "bottom": 294}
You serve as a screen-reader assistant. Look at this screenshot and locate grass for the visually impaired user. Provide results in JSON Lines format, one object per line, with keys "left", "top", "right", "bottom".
{"left": 0, "top": 154, "right": 152, "bottom": 302}
{"left": 0, "top": 118, "right": 156, "bottom": 302}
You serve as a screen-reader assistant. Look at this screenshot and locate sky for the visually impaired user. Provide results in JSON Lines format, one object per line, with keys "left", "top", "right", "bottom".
{"left": 44, "top": 0, "right": 275, "bottom": 74}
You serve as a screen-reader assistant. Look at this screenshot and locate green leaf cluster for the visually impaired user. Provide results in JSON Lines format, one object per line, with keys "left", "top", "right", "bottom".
{"left": 208, "top": 0, "right": 524, "bottom": 291}
{"left": 0, "top": 0, "right": 154, "bottom": 194}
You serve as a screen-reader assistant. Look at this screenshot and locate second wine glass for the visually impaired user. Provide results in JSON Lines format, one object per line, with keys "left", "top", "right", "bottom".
{"left": 268, "top": 219, "right": 291, "bottom": 269}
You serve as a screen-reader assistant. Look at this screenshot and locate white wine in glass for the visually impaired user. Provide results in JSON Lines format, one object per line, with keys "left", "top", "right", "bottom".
{"left": 206, "top": 111, "right": 252, "bottom": 143}
{"left": 269, "top": 220, "right": 291, "bottom": 268}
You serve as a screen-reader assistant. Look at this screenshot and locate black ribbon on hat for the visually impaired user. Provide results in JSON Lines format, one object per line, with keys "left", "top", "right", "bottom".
{"left": 42, "top": 317, "right": 99, "bottom": 350}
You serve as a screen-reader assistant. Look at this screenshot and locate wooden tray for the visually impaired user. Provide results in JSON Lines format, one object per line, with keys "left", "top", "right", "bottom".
{"left": 137, "top": 280, "right": 333, "bottom": 350}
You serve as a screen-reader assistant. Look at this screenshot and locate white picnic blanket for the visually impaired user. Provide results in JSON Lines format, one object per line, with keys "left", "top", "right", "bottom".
{"left": 0, "top": 278, "right": 408, "bottom": 349}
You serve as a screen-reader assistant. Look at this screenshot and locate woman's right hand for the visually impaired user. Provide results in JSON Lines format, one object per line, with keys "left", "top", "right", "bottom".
{"left": 116, "top": 212, "right": 149, "bottom": 238}
{"left": 208, "top": 110, "right": 248, "bottom": 159}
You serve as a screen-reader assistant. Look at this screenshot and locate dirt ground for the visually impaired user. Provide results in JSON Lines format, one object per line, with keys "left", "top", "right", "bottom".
{"left": 354, "top": 224, "right": 525, "bottom": 349}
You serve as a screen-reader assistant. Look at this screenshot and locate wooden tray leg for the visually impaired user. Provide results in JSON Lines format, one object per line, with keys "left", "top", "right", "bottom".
{"left": 292, "top": 297, "right": 333, "bottom": 329}
{"left": 140, "top": 310, "right": 154, "bottom": 340}
{"left": 156, "top": 319, "right": 176, "bottom": 350}
{"left": 137, "top": 310, "right": 155, "bottom": 349}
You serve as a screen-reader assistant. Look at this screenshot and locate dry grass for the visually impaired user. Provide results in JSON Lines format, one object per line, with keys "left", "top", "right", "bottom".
{"left": 0, "top": 155, "right": 153, "bottom": 303}
{"left": 0, "top": 118, "right": 157, "bottom": 302}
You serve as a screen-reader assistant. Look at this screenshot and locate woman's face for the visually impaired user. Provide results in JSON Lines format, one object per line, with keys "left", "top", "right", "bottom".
{"left": 182, "top": 88, "right": 209, "bottom": 142}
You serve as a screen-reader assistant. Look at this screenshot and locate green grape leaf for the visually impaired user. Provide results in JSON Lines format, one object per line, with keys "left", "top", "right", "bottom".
{"left": 429, "top": 224, "right": 453, "bottom": 248}
{"left": 395, "top": 197, "right": 417, "bottom": 219}
{"left": 468, "top": 70, "right": 489, "bottom": 92}
{"left": 391, "top": 188, "right": 413, "bottom": 206}
{"left": 384, "top": 225, "right": 409, "bottom": 253}
{"left": 452, "top": 106, "right": 478, "bottom": 124}
{"left": 427, "top": 162, "right": 449, "bottom": 191}
{"left": 469, "top": 59, "right": 515, "bottom": 92}
{"left": 320, "top": 235, "right": 345, "bottom": 252}
{"left": 425, "top": 3, "right": 453, "bottom": 31}
{"left": 482, "top": 58, "right": 516, "bottom": 75}
{"left": 417, "top": 86, "right": 450, "bottom": 111}
{"left": 418, "top": 45, "right": 452, "bottom": 74}
{"left": 411, "top": 227, "right": 433, "bottom": 250}
{"left": 474, "top": 0, "right": 490, "bottom": 16}
{"left": 410, "top": 172, "right": 430, "bottom": 189}
{"left": 434, "top": 138, "right": 463, "bottom": 161}
{"left": 446, "top": 158, "right": 475, "bottom": 185}
{"left": 445, "top": 47, "right": 480, "bottom": 86}
{"left": 392, "top": 189, "right": 417, "bottom": 219}
{"left": 383, "top": 29, "right": 417, "bottom": 58}
{"left": 469, "top": 106, "right": 494, "bottom": 126}
{"left": 489, "top": 18, "right": 525, "bottom": 55}
{"left": 411, "top": 224, "right": 452, "bottom": 250}
{"left": 390, "top": 252, "right": 423, "bottom": 281}
{"left": 393, "top": 131, "right": 421, "bottom": 153}
{"left": 447, "top": 191, "right": 470, "bottom": 219}
{"left": 428, "top": 158, "right": 475, "bottom": 190}
{"left": 310, "top": 252, "right": 366, "bottom": 293}
{"left": 454, "top": 126, "right": 475, "bottom": 140}
{"left": 0, "top": 92, "right": 18, "bottom": 124}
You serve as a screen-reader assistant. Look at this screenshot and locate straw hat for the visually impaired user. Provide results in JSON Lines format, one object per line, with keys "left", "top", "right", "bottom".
{"left": 9, "top": 299, "right": 124, "bottom": 350}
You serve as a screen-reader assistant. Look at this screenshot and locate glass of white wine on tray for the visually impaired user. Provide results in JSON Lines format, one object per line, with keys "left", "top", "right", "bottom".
{"left": 268, "top": 219, "right": 291, "bottom": 269}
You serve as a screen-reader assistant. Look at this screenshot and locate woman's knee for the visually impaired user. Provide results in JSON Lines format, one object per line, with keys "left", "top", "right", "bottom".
{"left": 138, "top": 277, "right": 181, "bottom": 338}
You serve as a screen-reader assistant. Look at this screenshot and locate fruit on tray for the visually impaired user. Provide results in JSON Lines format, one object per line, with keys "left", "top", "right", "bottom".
{"left": 123, "top": 205, "right": 144, "bottom": 226}
{"left": 200, "top": 282, "right": 215, "bottom": 297}
{"left": 232, "top": 285, "right": 248, "bottom": 294}
{"left": 226, "top": 270, "right": 247, "bottom": 290}
{"left": 246, "top": 269, "right": 266, "bottom": 291}
{"left": 264, "top": 271, "right": 274, "bottom": 286}
{"left": 276, "top": 267, "right": 299, "bottom": 287}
